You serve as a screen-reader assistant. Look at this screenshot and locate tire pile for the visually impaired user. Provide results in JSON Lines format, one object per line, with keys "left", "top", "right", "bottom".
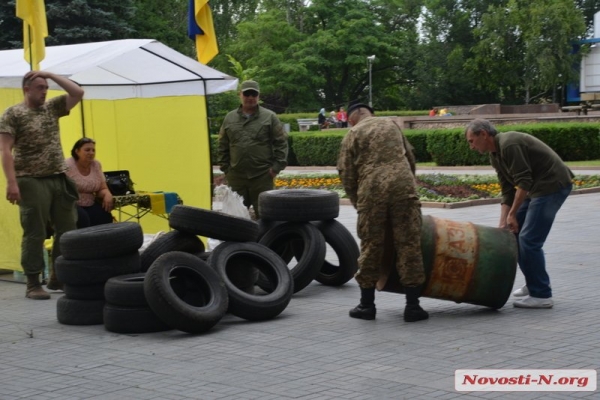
{"left": 257, "top": 189, "right": 359, "bottom": 292}
{"left": 53, "top": 188, "right": 359, "bottom": 335}
{"left": 55, "top": 223, "right": 144, "bottom": 326}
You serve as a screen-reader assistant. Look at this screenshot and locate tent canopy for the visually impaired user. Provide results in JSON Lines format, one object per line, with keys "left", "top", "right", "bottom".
{"left": 0, "top": 39, "right": 238, "bottom": 99}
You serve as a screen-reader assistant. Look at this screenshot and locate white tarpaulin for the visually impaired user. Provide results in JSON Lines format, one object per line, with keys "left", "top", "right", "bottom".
{"left": 0, "top": 39, "right": 238, "bottom": 99}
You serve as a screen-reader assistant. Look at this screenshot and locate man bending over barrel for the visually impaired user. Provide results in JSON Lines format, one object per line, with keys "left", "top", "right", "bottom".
{"left": 337, "top": 103, "right": 429, "bottom": 322}
{"left": 465, "top": 119, "right": 573, "bottom": 309}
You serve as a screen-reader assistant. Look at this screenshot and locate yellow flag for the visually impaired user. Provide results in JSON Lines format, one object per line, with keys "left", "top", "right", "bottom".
{"left": 16, "top": 0, "right": 48, "bottom": 70}
{"left": 193, "top": 0, "right": 218, "bottom": 64}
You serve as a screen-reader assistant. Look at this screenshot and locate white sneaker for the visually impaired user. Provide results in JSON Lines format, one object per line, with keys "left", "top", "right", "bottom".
{"left": 512, "top": 285, "right": 529, "bottom": 297}
{"left": 513, "top": 296, "right": 553, "bottom": 309}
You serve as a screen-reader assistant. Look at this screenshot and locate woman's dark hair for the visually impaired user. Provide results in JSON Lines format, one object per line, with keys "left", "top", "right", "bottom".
{"left": 71, "top": 137, "right": 95, "bottom": 160}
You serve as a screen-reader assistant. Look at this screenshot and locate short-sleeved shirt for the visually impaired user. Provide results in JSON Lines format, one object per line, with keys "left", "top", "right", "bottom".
{"left": 65, "top": 157, "right": 106, "bottom": 207}
{"left": 0, "top": 95, "right": 69, "bottom": 177}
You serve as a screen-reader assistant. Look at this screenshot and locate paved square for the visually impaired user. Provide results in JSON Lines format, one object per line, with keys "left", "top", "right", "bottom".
{"left": 0, "top": 192, "right": 598, "bottom": 399}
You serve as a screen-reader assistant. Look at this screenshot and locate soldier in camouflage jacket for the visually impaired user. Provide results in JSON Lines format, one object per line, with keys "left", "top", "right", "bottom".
{"left": 337, "top": 103, "right": 429, "bottom": 322}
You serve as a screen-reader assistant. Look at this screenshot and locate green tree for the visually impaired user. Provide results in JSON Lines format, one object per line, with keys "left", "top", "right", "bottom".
{"left": 129, "top": 0, "right": 191, "bottom": 56}
{"left": 414, "top": 0, "right": 501, "bottom": 108}
{"left": 0, "top": 0, "right": 137, "bottom": 49}
{"left": 45, "top": 0, "right": 136, "bottom": 45}
{"left": 226, "top": 9, "right": 315, "bottom": 112}
{"left": 471, "top": 0, "right": 586, "bottom": 104}
{"left": 574, "top": 0, "right": 600, "bottom": 35}
{"left": 211, "top": 0, "right": 260, "bottom": 42}
{"left": 0, "top": 1, "right": 21, "bottom": 50}
{"left": 364, "top": 0, "right": 423, "bottom": 110}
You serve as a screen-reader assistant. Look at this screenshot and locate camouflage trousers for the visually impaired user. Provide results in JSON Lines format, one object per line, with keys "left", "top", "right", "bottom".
{"left": 355, "top": 199, "right": 425, "bottom": 289}
{"left": 17, "top": 174, "right": 78, "bottom": 275}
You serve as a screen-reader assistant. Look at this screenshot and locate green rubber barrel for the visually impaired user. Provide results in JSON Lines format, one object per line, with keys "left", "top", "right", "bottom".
{"left": 378, "top": 215, "right": 517, "bottom": 309}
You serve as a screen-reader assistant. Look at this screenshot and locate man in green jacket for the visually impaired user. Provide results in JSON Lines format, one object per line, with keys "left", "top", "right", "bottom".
{"left": 217, "top": 80, "right": 288, "bottom": 218}
{"left": 465, "top": 119, "right": 573, "bottom": 309}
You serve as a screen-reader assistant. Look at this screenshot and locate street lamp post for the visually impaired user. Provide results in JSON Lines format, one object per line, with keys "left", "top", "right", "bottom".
{"left": 367, "top": 55, "right": 375, "bottom": 108}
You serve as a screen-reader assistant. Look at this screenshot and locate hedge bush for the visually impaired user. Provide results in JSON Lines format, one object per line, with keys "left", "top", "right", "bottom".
{"left": 210, "top": 109, "right": 429, "bottom": 134}
{"left": 209, "top": 122, "right": 600, "bottom": 167}
{"left": 427, "top": 123, "right": 600, "bottom": 166}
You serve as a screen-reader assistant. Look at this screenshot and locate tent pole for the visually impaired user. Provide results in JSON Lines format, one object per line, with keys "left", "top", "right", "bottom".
{"left": 204, "top": 80, "right": 213, "bottom": 210}
{"left": 80, "top": 98, "right": 87, "bottom": 137}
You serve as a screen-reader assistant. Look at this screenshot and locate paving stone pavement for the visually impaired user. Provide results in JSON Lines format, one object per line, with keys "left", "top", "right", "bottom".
{"left": 1, "top": 192, "right": 599, "bottom": 400}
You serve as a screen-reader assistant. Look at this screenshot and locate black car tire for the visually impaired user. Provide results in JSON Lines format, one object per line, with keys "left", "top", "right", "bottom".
{"left": 63, "top": 283, "right": 105, "bottom": 300}
{"left": 258, "top": 189, "right": 339, "bottom": 222}
{"left": 169, "top": 205, "right": 259, "bottom": 242}
{"left": 208, "top": 242, "right": 293, "bottom": 321}
{"left": 104, "top": 273, "right": 147, "bottom": 307}
{"left": 60, "top": 222, "right": 143, "bottom": 260}
{"left": 313, "top": 220, "right": 360, "bottom": 286}
{"left": 258, "top": 222, "right": 325, "bottom": 293}
{"left": 144, "top": 251, "right": 228, "bottom": 334}
{"left": 56, "top": 296, "right": 104, "bottom": 325}
{"left": 140, "top": 231, "right": 205, "bottom": 272}
{"left": 55, "top": 252, "right": 141, "bottom": 285}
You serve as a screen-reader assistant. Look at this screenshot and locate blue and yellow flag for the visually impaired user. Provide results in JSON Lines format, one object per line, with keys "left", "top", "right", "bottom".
{"left": 16, "top": 0, "right": 48, "bottom": 70}
{"left": 187, "top": 0, "right": 218, "bottom": 65}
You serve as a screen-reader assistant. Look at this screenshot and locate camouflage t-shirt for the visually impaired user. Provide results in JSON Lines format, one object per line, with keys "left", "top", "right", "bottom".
{"left": 0, "top": 95, "right": 69, "bottom": 177}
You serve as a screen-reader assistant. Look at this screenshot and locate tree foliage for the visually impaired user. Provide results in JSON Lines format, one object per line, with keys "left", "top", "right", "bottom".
{"left": 471, "top": 0, "right": 586, "bottom": 104}
{"left": 129, "top": 0, "right": 191, "bottom": 56}
{"left": 45, "top": 0, "right": 136, "bottom": 45}
{"left": 0, "top": 0, "right": 593, "bottom": 113}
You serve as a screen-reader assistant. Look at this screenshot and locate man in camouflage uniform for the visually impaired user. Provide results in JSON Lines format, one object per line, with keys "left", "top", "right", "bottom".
{"left": 337, "top": 103, "right": 429, "bottom": 322}
{"left": 217, "top": 80, "right": 288, "bottom": 219}
{"left": 0, "top": 71, "right": 84, "bottom": 299}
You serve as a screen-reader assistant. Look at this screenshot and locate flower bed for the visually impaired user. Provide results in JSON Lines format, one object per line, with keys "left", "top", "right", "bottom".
{"left": 215, "top": 172, "right": 600, "bottom": 203}
{"left": 274, "top": 173, "right": 600, "bottom": 203}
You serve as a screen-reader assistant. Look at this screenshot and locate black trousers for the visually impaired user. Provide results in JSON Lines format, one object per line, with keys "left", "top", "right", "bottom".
{"left": 76, "top": 203, "right": 113, "bottom": 229}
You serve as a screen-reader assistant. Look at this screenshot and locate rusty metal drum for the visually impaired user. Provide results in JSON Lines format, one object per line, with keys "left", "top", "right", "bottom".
{"left": 377, "top": 215, "right": 517, "bottom": 309}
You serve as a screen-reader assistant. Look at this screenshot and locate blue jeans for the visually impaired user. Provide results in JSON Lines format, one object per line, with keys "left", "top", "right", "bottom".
{"left": 515, "top": 184, "right": 572, "bottom": 298}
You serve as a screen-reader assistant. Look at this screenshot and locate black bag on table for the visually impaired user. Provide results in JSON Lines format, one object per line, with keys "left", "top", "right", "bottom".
{"left": 105, "top": 170, "right": 135, "bottom": 196}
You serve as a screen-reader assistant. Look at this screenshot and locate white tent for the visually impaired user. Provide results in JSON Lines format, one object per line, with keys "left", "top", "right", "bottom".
{"left": 0, "top": 40, "right": 237, "bottom": 272}
{"left": 0, "top": 39, "right": 237, "bottom": 99}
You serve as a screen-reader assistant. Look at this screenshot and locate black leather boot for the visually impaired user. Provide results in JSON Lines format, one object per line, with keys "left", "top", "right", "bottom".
{"left": 349, "top": 287, "right": 376, "bottom": 320}
{"left": 404, "top": 285, "right": 429, "bottom": 322}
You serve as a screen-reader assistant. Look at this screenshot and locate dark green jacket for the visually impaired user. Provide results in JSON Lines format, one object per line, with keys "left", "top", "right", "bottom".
{"left": 218, "top": 105, "right": 288, "bottom": 179}
{"left": 491, "top": 131, "right": 574, "bottom": 206}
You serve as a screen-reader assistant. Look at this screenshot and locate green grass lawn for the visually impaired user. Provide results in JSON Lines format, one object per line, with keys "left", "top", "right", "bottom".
{"left": 565, "top": 160, "right": 600, "bottom": 167}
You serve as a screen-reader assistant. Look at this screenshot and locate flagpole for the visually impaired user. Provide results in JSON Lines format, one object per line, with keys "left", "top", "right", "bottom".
{"left": 27, "top": 24, "right": 33, "bottom": 71}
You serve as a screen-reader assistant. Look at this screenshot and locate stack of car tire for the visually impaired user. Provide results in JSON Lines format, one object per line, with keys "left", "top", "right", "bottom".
{"left": 165, "top": 205, "right": 294, "bottom": 325}
{"left": 53, "top": 188, "right": 359, "bottom": 334}
{"left": 257, "top": 189, "right": 360, "bottom": 292}
{"left": 55, "top": 222, "right": 144, "bottom": 326}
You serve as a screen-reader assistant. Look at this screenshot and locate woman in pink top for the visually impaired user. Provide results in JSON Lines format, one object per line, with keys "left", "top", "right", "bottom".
{"left": 66, "top": 138, "right": 113, "bottom": 228}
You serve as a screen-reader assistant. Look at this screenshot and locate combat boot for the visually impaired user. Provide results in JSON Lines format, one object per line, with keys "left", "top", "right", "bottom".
{"left": 26, "top": 274, "right": 51, "bottom": 300}
{"left": 404, "top": 285, "right": 428, "bottom": 322}
{"left": 349, "top": 287, "right": 376, "bottom": 320}
{"left": 45, "top": 263, "right": 63, "bottom": 291}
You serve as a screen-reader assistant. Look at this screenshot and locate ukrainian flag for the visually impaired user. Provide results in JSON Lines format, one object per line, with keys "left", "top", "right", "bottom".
{"left": 187, "top": 0, "right": 218, "bottom": 65}
{"left": 16, "top": 0, "right": 48, "bottom": 70}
